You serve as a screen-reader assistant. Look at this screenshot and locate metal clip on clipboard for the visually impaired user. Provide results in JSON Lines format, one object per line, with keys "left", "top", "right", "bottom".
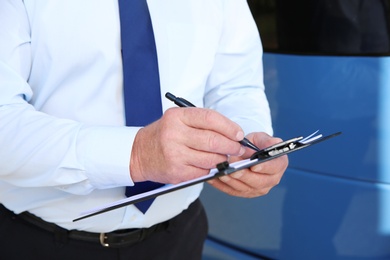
{"left": 215, "top": 131, "right": 342, "bottom": 176}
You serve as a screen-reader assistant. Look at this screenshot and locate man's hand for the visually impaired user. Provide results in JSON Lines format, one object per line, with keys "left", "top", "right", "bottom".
{"left": 207, "top": 132, "right": 288, "bottom": 198}
{"left": 130, "top": 107, "right": 246, "bottom": 184}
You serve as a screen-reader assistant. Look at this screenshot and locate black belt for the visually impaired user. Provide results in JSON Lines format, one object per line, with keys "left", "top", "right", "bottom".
{"left": 1, "top": 204, "right": 169, "bottom": 248}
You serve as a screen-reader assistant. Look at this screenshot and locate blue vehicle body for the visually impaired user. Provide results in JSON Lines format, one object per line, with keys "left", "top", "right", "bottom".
{"left": 201, "top": 53, "right": 390, "bottom": 259}
{"left": 202, "top": 1, "right": 390, "bottom": 258}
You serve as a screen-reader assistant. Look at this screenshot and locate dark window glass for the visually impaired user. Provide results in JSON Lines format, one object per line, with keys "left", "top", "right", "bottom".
{"left": 248, "top": 0, "right": 390, "bottom": 55}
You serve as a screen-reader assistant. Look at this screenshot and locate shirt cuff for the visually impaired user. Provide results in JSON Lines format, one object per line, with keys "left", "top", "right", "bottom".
{"left": 78, "top": 125, "right": 141, "bottom": 189}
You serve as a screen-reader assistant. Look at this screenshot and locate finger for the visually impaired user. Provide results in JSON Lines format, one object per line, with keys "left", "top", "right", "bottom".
{"left": 250, "top": 155, "right": 288, "bottom": 176}
{"left": 208, "top": 171, "right": 279, "bottom": 198}
{"left": 252, "top": 133, "right": 282, "bottom": 148}
{"left": 184, "top": 149, "right": 229, "bottom": 171}
{"left": 235, "top": 168, "right": 282, "bottom": 188}
{"left": 208, "top": 175, "right": 273, "bottom": 198}
{"left": 208, "top": 177, "right": 254, "bottom": 197}
{"left": 160, "top": 145, "right": 229, "bottom": 183}
{"left": 176, "top": 108, "right": 245, "bottom": 141}
{"left": 178, "top": 127, "right": 245, "bottom": 156}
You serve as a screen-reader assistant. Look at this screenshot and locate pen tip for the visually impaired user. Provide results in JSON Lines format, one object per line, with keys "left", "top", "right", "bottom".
{"left": 240, "top": 138, "right": 261, "bottom": 152}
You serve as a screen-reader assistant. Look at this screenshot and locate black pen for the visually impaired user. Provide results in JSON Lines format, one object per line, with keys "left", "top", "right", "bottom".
{"left": 165, "top": 92, "right": 262, "bottom": 152}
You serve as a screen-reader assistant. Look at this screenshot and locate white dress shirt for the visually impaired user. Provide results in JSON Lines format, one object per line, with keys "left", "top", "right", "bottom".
{"left": 0, "top": 0, "right": 272, "bottom": 232}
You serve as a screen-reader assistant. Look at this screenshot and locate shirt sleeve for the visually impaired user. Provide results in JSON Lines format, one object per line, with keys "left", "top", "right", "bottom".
{"left": 204, "top": 0, "right": 273, "bottom": 136}
{"left": 0, "top": 1, "right": 135, "bottom": 195}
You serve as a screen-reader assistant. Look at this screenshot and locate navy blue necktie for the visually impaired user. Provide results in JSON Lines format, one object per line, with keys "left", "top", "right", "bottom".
{"left": 118, "top": 0, "right": 164, "bottom": 213}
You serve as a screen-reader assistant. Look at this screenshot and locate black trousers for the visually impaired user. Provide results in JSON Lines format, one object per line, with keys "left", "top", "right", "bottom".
{"left": 0, "top": 199, "right": 208, "bottom": 260}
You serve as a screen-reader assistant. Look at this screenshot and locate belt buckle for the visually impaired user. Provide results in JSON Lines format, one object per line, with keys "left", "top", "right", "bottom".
{"left": 99, "top": 233, "right": 110, "bottom": 247}
{"left": 99, "top": 230, "right": 143, "bottom": 248}
{"left": 98, "top": 226, "right": 158, "bottom": 248}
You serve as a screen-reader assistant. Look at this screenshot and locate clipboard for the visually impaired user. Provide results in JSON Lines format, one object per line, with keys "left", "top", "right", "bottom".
{"left": 73, "top": 130, "right": 341, "bottom": 222}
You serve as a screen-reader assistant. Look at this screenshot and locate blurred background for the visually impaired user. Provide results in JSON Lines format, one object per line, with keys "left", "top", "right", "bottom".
{"left": 201, "top": 1, "right": 390, "bottom": 259}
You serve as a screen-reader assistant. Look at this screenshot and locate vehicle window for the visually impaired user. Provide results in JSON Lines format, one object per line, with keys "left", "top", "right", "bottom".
{"left": 248, "top": 0, "right": 390, "bottom": 55}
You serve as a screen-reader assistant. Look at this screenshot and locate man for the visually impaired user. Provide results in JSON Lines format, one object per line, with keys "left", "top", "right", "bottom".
{"left": 0, "top": 0, "right": 288, "bottom": 259}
